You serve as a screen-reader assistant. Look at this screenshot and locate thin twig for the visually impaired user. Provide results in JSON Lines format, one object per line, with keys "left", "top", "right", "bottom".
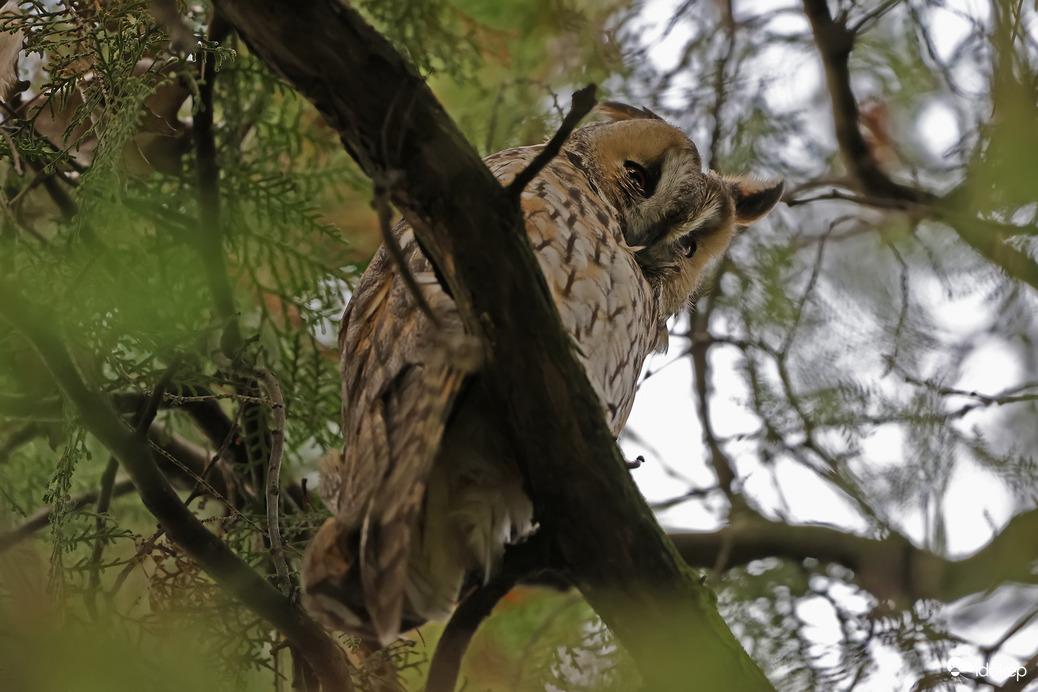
{"left": 0, "top": 422, "right": 41, "bottom": 465}
{"left": 706, "top": 0, "right": 736, "bottom": 171}
{"left": 687, "top": 270, "right": 741, "bottom": 506}
{"left": 85, "top": 456, "right": 120, "bottom": 619}
{"left": 373, "top": 171, "right": 441, "bottom": 328}
{"left": 880, "top": 241, "right": 910, "bottom": 376}
{"left": 86, "top": 360, "right": 184, "bottom": 615}
{"left": 108, "top": 527, "right": 165, "bottom": 599}
{"left": 257, "top": 366, "right": 292, "bottom": 595}
{"left": 847, "top": 0, "right": 902, "bottom": 35}
{"left": 0, "top": 282, "right": 355, "bottom": 692}
{"left": 507, "top": 84, "right": 597, "bottom": 196}
{"left": 0, "top": 478, "right": 136, "bottom": 555}
{"left": 1, "top": 125, "right": 22, "bottom": 175}
{"left": 779, "top": 224, "right": 829, "bottom": 357}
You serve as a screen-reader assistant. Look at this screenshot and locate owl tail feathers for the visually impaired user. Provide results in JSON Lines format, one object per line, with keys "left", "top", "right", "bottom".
{"left": 301, "top": 517, "right": 426, "bottom": 647}
{"left": 359, "top": 512, "right": 415, "bottom": 647}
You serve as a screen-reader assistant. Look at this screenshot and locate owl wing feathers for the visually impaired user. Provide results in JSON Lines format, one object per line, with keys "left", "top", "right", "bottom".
{"left": 309, "top": 217, "right": 469, "bottom": 643}
{"left": 488, "top": 145, "right": 661, "bottom": 433}
{"left": 307, "top": 141, "right": 662, "bottom": 644}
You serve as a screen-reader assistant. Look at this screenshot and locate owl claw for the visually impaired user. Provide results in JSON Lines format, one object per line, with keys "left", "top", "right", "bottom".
{"left": 625, "top": 455, "right": 645, "bottom": 469}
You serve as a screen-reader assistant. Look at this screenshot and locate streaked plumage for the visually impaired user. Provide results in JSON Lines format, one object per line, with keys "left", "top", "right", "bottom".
{"left": 303, "top": 103, "right": 783, "bottom": 644}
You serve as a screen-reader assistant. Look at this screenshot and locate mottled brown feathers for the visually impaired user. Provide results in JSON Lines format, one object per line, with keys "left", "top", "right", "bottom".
{"left": 302, "top": 103, "right": 782, "bottom": 645}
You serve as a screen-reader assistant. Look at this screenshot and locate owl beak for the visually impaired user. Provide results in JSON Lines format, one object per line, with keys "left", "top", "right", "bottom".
{"left": 624, "top": 221, "right": 653, "bottom": 250}
{"left": 627, "top": 217, "right": 674, "bottom": 251}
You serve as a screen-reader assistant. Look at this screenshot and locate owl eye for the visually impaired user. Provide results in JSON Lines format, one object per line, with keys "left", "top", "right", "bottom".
{"left": 679, "top": 235, "right": 697, "bottom": 258}
{"left": 624, "top": 162, "right": 648, "bottom": 194}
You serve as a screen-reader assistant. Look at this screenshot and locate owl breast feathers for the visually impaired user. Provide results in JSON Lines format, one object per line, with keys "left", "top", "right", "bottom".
{"left": 302, "top": 102, "right": 783, "bottom": 645}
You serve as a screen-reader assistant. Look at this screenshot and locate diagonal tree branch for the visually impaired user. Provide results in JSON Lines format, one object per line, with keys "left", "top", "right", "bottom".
{"left": 211, "top": 0, "right": 773, "bottom": 688}
{"left": 505, "top": 83, "right": 597, "bottom": 196}
{"left": 801, "top": 0, "right": 934, "bottom": 205}
{"left": 0, "top": 283, "right": 355, "bottom": 692}
{"left": 425, "top": 537, "right": 553, "bottom": 692}
{"left": 0, "top": 478, "right": 135, "bottom": 555}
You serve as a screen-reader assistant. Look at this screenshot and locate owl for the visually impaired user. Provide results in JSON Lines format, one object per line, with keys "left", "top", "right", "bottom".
{"left": 302, "top": 102, "right": 783, "bottom": 645}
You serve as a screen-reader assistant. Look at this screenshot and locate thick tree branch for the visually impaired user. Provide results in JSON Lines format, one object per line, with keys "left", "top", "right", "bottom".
{"left": 212, "top": 0, "right": 773, "bottom": 688}
{"left": 0, "top": 284, "right": 355, "bottom": 692}
{"left": 0, "top": 423, "right": 230, "bottom": 555}
{"left": 671, "top": 508, "right": 1038, "bottom": 604}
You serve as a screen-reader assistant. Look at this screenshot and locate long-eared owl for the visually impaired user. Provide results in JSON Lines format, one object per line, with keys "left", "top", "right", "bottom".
{"left": 302, "top": 102, "right": 783, "bottom": 645}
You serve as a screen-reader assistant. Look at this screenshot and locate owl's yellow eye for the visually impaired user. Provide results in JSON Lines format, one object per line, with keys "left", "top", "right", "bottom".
{"left": 624, "top": 162, "right": 647, "bottom": 193}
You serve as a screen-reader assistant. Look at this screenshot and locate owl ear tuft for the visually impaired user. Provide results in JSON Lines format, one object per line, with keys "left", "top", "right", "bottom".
{"left": 726, "top": 177, "right": 784, "bottom": 226}
{"left": 595, "top": 101, "right": 663, "bottom": 122}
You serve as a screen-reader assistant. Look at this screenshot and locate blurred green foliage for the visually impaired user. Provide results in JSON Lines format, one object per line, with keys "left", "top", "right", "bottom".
{"left": 0, "top": 0, "right": 1037, "bottom": 690}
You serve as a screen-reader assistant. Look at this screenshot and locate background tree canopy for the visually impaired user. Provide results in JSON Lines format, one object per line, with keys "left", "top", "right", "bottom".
{"left": 1, "top": 0, "right": 1037, "bottom": 690}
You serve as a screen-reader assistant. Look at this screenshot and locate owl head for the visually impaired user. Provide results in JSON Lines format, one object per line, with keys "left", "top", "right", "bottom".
{"left": 563, "top": 102, "right": 784, "bottom": 319}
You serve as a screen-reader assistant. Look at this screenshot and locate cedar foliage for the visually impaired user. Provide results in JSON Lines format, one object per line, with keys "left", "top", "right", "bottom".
{"left": 1, "top": 1, "right": 1037, "bottom": 690}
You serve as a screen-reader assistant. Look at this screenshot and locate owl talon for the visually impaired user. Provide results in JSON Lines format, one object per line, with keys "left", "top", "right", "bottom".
{"left": 625, "top": 455, "right": 645, "bottom": 470}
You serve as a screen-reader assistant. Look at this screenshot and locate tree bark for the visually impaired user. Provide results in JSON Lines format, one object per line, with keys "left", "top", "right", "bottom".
{"left": 211, "top": 1, "right": 774, "bottom": 688}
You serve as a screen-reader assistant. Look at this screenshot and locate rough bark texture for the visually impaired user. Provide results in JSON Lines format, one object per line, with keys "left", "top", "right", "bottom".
{"left": 211, "top": 0, "right": 773, "bottom": 688}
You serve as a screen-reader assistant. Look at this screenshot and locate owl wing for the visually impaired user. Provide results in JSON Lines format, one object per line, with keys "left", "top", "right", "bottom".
{"left": 488, "top": 146, "right": 662, "bottom": 435}
{"left": 305, "top": 143, "right": 660, "bottom": 643}
{"left": 305, "top": 217, "right": 468, "bottom": 644}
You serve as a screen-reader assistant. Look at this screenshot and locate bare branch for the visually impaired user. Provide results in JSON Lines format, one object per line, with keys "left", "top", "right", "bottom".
{"left": 688, "top": 280, "right": 740, "bottom": 505}
{"left": 0, "top": 478, "right": 135, "bottom": 555}
{"left": 802, "top": 0, "right": 934, "bottom": 204}
{"left": 0, "top": 283, "right": 355, "bottom": 692}
{"left": 85, "top": 456, "right": 120, "bottom": 618}
{"left": 801, "top": 0, "right": 1038, "bottom": 296}
{"left": 425, "top": 578, "right": 517, "bottom": 692}
{"left": 0, "top": 422, "right": 227, "bottom": 555}
{"left": 425, "top": 539, "right": 550, "bottom": 692}
{"left": 506, "top": 84, "right": 597, "bottom": 196}
{"left": 785, "top": 187, "right": 926, "bottom": 210}
{"left": 193, "top": 13, "right": 241, "bottom": 357}
{"left": 671, "top": 508, "right": 1038, "bottom": 604}
{"left": 258, "top": 366, "right": 292, "bottom": 596}
{"left": 706, "top": 0, "right": 736, "bottom": 171}
{"left": 212, "top": 1, "right": 773, "bottom": 688}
